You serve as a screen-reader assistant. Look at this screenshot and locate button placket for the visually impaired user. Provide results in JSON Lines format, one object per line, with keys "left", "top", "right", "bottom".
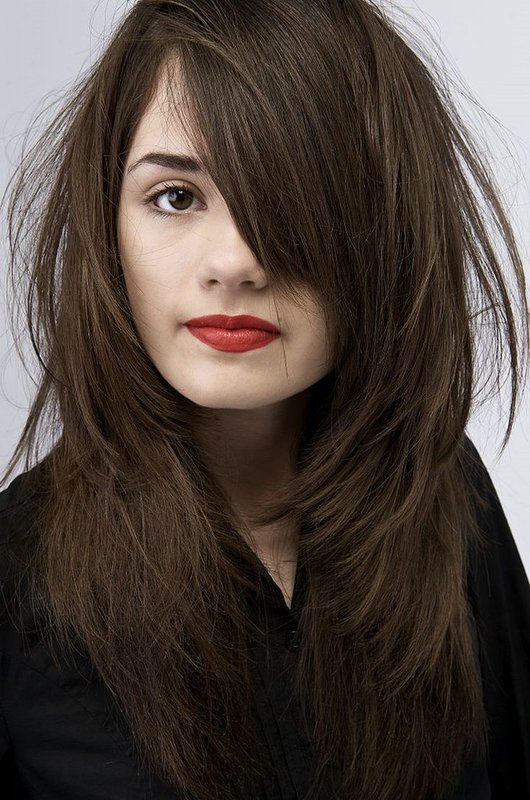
{"left": 286, "top": 625, "right": 300, "bottom": 651}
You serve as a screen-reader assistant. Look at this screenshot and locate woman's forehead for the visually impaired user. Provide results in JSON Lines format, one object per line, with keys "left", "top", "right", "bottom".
{"left": 126, "top": 73, "right": 192, "bottom": 160}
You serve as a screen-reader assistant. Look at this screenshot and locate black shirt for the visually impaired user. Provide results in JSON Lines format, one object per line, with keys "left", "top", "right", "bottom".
{"left": 0, "top": 436, "right": 529, "bottom": 799}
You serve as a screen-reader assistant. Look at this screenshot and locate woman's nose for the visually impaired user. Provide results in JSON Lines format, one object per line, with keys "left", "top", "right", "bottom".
{"left": 197, "top": 215, "right": 268, "bottom": 292}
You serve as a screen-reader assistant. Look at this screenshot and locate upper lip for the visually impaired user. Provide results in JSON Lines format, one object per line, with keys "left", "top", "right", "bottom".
{"left": 185, "top": 314, "right": 280, "bottom": 333}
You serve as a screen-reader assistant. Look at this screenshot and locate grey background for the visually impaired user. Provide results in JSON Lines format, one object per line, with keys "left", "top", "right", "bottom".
{"left": 1, "top": 0, "right": 528, "bottom": 575}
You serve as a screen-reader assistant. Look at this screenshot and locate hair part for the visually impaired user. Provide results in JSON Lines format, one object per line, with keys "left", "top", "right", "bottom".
{"left": 2, "top": 1, "right": 528, "bottom": 798}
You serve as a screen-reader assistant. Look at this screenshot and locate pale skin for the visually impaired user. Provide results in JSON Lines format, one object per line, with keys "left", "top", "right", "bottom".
{"left": 117, "top": 68, "right": 333, "bottom": 608}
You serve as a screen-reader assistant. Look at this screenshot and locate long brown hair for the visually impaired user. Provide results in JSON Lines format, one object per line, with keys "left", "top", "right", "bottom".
{"left": 2, "top": 1, "right": 528, "bottom": 798}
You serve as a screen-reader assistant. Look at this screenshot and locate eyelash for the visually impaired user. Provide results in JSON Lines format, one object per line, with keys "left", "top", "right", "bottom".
{"left": 143, "top": 182, "right": 203, "bottom": 218}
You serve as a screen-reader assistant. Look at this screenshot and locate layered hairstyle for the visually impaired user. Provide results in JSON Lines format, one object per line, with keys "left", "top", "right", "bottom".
{"left": 2, "top": 1, "right": 528, "bottom": 798}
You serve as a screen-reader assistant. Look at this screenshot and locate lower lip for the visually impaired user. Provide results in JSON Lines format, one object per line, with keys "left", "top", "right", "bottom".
{"left": 186, "top": 326, "right": 280, "bottom": 352}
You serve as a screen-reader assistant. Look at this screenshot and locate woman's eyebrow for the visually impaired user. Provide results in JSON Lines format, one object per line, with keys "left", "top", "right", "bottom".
{"left": 126, "top": 151, "right": 209, "bottom": 176}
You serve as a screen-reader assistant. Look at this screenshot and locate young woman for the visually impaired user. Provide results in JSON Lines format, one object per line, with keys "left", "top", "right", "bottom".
{"left": 0, "top": 1, "right": 528, "bottom": 799}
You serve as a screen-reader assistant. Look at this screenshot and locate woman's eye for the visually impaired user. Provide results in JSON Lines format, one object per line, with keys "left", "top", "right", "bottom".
{"left": 148, "top": 185, "right": 201, "bottom": 215}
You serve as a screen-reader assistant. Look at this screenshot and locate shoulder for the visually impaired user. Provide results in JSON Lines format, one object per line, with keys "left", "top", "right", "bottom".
{"left": 460, "top": 433, "right": 529, "bottom": 621}
{"left": 0, "top": 458, "right": 49, "bottom": 547}
{"left": 0, "top": 459, "right": 49, "bottom": 630}
{"left": 460, "top": 433, "right": 503, "bottom": 517}
{"left": 0, "top": 457, "right": 48, "bottom": 514}
{"left": 461, "top": 435, "right": 530, "bottom": 795}
{"left": 460, "top": 433, "right": 527, "bottom": 575}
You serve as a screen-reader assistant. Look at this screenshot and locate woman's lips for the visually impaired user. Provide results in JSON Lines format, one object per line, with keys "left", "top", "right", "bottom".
{"left": 186, "top": 325, "right": 280, "bottom": 352}
{"left": 184, "top": 313, "right": 281, "bottom": 352}
{"left": 185, "top": 314, "right": 280, "bottom": 333}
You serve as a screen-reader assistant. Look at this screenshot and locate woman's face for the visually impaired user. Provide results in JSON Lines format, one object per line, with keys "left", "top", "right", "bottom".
{"left": 118, "top": 77, "right": 333, "bottom": 411}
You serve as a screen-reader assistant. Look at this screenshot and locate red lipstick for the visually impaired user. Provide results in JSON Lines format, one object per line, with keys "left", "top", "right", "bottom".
{"left": 184, "top": 314, "right": 281, "bottom": 352}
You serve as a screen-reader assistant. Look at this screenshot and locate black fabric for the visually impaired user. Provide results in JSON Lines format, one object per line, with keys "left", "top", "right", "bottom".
{"left": 0, "top": 436, "right": 528, "bottom": 799}
{"left": 464, "top": 438, "right": 530, "bottom": 798}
